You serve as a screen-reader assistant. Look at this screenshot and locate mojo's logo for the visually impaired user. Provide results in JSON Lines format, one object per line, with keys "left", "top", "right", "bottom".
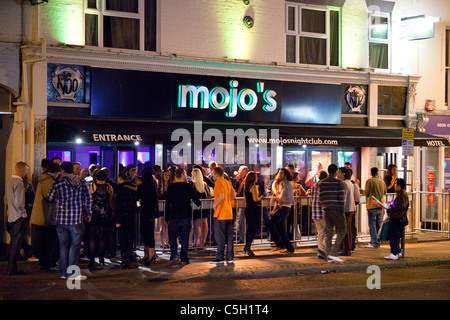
{"left": 52, "top": 66, "right": 83, "bottom": 101}
{"left": 178, "top": 80, "right": 277, "bottom": 118}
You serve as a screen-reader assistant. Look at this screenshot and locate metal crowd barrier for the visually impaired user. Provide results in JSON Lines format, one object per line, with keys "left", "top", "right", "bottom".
{"left": 134, "top": 191, "right": 450, "bottom": 251}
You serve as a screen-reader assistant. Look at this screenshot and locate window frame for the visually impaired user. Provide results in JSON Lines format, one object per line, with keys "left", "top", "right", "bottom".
{"left": 84, "top": 0, "right": 157, "bottom": 53}
{"left": 285, "top": 2, "right": 341, "bottom": 68}
{"left": 368, "top": 11, "right": 391, "bottom": 71}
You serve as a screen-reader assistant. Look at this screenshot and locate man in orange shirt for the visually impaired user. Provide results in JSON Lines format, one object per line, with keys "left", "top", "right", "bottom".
{"left": 211, "top": 166, "right": 236, "bottom": 264}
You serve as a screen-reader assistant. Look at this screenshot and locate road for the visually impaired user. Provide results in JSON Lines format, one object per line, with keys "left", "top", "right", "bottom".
{"left": 2, "top": 264, "right": 449, "bottom": 300}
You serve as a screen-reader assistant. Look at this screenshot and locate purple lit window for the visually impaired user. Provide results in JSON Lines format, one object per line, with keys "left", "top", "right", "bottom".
{"left": 48, "top": 150, "right": 71, "bottom": 162}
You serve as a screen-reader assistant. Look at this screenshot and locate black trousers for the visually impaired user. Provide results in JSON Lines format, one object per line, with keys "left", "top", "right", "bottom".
{"left": 32, "top": 224, "right": 59, "bottom": 269}
{"left": 269, "top": 207, "right": 294, "bottom": 252}
{"left": 388, "top": 218, "right": 403, "bottom": 255}
{"left": 245, "top": 207, "right": 261, "bottom": 248}
{"left": 7, "top": 217, "right": 28, "bottom": 273}
{"left": 118, "top": 216, "right": 136, "bottom": 263}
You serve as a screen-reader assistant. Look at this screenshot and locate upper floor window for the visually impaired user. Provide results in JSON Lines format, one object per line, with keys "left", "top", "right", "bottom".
{"left": 285, "top": 3, "right": 341, "bottom": 67}
{"left": 369, "top": 12, "right": 390, "bottom": 70}
{"left": 85, "top": 0, "right": 157, "bottom": 52}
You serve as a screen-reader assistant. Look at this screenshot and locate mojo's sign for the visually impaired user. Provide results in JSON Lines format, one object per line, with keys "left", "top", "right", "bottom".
{"left": 89, "top": 68, "right": 342, "bottom": 125}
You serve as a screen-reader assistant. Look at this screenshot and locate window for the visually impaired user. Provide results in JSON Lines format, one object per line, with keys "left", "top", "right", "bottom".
{"left": 369, "top": 12, "right": 390, "bottom": 70}
{"left": 378, "top": 86, "right": 407, "bottom": 116}
{"left": 85, "top": 0, "right": 157, "bottom": 52}
{"left": 285, "top": 3, "right": 341, "bottom": 67}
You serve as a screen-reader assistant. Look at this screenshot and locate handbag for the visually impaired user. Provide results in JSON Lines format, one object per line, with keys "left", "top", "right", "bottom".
{"left": 378, "top": 220, "right": 390, "bottom": 242}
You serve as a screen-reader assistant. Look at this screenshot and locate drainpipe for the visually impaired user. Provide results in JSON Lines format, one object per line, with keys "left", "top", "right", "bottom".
{"left": 12, "top": 39, "right": 46, "bottom": 173}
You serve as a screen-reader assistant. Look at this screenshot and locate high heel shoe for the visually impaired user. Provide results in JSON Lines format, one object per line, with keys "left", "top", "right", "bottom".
{"left": 144, "top": 255, "right": 157, "bottom": 266}
{"left": 243, "top": 246, "right": 255, "bottom": 257}
{"left": 139, "top": 256, "right": 149, "bottom": 264}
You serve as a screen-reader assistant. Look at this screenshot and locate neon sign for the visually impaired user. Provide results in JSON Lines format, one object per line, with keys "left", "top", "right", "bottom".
{"left": 178, "top": 80, "right": 277, "bottom": 118}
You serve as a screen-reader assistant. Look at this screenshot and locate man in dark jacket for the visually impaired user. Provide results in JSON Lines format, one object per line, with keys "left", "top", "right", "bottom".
{"left": 385, "top": 178, "right": 409, "bottom": 260}
{"left": 114, "top": 171, "right": 139, "bottom": 269}
{"left": 165, "top": 167, "right": 201, "bottom": 265}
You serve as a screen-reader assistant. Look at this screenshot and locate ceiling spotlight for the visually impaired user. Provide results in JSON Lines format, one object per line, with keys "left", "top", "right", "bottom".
{"left": 243, "top": 0, "right": 250, "bottom": 4}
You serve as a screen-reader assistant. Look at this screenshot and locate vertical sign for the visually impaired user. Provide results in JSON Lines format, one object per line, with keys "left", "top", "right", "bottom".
{"left": 402, "top": 128, "right": 414, "bottom": 157}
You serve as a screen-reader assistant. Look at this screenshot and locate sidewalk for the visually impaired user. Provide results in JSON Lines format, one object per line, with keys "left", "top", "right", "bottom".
{"left": 1, "top": 238, "right": 449, "bottom": 284}
{"left": 157, "top": 239, "right": 450, "bottom": 281}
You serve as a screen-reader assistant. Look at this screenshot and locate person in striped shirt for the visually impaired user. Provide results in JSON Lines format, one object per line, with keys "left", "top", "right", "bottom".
{"left": 310, "top": 170, "right": 328, "bottom": 260}
{"left": 319, "top": 164, "right": 347, "bottom": 263}
{"left": 48, "top": 161, "right": 92, "bottom": 280}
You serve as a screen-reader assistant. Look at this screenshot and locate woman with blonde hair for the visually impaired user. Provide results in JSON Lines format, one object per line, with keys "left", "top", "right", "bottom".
{"left": 191, "top": 168, "right": 211, "bottom": 247}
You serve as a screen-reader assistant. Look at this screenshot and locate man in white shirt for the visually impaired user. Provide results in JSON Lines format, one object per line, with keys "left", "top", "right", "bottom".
{"left": 6, "top": 161, "right": 29, "bottom": 275}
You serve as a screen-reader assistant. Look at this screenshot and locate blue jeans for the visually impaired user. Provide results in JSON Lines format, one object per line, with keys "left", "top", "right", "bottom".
{"left": 168, "top": 218, "right": 191, "bottom": 263}
{"left": 368, "top": 208, "right": 382, "bottom": 248}
{"left": 56, "top": 223, "right": 84, "bottom": 277}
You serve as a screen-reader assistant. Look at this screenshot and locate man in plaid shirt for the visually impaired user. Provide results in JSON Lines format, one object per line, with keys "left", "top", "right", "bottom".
{"left": 48, "top": 161, "right": 92, "bottom": 280}
{"left": 310, "top": 170, "right": 328, "bottom": 260}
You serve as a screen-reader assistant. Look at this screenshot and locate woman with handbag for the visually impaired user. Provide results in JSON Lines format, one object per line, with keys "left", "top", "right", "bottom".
{"left": 384, "top": 178, "right": 409, "bottom": 260}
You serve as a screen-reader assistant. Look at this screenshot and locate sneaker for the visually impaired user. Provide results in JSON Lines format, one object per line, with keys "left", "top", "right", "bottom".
{"left": 71, "top": 274, "right": 87, "bottom": 281}
{"left": 384, "top": 253, "right": 398, "bottom": 260}
{"left": 365, "top": 244, "right": 378, "bottom": 249}
{"left": 227, "top": 260, "right": 234, "bottom": 264}
{"left": 398, "top": 252, "right": 403, "bottom": 258}
{"left": 210, "top": 259, "right": 224, "bottom": 264}
{"left": 327, "top": 255, "right": 344, "bottom": 263}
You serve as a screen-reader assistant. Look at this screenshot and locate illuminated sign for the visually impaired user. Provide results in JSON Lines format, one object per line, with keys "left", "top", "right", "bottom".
{"left": 92, "top": 134, "right": 143, "bottom": 142}
{"left": 178, "top": 80, "right": 277, "bottom": 118}
{"left": 90, "top": 68, "right": 342, "bottom": 125}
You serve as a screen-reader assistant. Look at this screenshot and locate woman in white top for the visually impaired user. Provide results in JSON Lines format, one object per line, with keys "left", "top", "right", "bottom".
{"left": 339, "top": 167, "right": 356, "bottom": 256}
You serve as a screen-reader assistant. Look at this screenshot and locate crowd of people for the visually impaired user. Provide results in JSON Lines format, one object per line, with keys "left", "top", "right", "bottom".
{"left": 5, "top": 157, "right": 409, "bottom": 279}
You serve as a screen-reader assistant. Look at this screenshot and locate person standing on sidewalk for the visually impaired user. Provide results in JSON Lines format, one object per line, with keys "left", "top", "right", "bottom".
{"left": 363, "top": 167, "right": 387, "bottom": 249}
{"left": 339, "top": 167, "right": 356, "bottom": 256}
{"left": 6, "top": 162, "right": 29, "bottom": 275}
{"left": 48, "top": 162, "right": 92, "bottom": 280}
{"left": 319, "top": 164, "right": 347, "bottom": 263}
{"left": 114, "top": 171, "right": 139, "bottom": 269}
{"left": 385, "top": 178, "right": 409, "bottom": 260}
{"left": 210, "top": 166, "right": 236, "bottom": 264}
{"left": 30, "top": 161, "right": 61, "bottom": 271}
{"left": 310, "top": 170, "right": 328, "bottom": 260}
{"left": 269, "top": 168, "right": 295, "bottom": 253}
{"left": 243, "top": 171, "right": 265, "bottom": 256}
{"left": 165, "top": 167, "right": 201, "bottom": 265}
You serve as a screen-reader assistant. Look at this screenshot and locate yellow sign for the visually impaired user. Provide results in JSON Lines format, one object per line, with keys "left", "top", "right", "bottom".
{"left": 402, "top": 128, "right": 414, "bottom": 140}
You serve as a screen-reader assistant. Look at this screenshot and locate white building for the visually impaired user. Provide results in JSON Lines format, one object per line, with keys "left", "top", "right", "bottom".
{"left": 1, "top": 0, "right": 449, "bottom": 249}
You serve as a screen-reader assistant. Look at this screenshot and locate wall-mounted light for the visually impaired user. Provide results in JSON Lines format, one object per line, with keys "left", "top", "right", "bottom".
{"left": 243, "top": 0, "right": 250, "bottom": 5}
{"left": 401, "top": 15, "right": 440, "bottom": 40}
{"left": 75, "top": 138, "right": 83, "bottom": 144}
